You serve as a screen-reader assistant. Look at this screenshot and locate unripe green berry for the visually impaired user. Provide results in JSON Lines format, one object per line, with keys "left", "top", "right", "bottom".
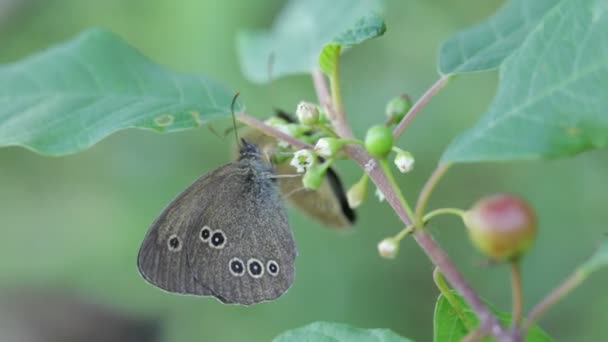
{"left": 364, "top": 125, "right": 394, "bottom": 158}
{"left": 385, "top": 94, "right": 412, "bottom": 125}
{"left": 463, "top": 194, "right": 537, "bottom": 261}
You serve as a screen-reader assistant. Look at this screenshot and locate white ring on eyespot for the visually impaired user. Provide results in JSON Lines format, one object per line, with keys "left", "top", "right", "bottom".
{"left": 199, "top": 225, "right": 212, "bottom": 242}
{"left": 266, "top": 260, "right": 279, "bottom": 276}
{"left": 228, "top": 257, "right": 245, "bottom": 277}
{"left": 167, "top": 234, "right": 182, "bottom": 252}
{"left": 247, "top": 258, "right": 264, "bottom": 278}
{"left": 209, "top": 229, "right": 227, "bottom": 249}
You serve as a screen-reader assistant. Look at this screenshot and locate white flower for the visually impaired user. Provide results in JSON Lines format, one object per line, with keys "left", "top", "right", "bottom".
{"left": 394, "top": 151, "right": 415, "bottom": 173}
{"left": 314, "top": 138, "right": 332, "bottom": 157}
{"left": 290, "top": 149, "right": 314, "bottom": 173}
{"left": 375, "top": 187, "right": 385, "bottom": 202}
{"left": 276, "top": 124, "right": 293, "bottom": 148}
{"left": 378, "top": 238, "right": 399, "bottom": 259}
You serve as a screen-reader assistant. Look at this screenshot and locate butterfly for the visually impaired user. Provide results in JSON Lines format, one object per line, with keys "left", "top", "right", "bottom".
{"left": 137, "top": 139, "right": 296, "bottom": 305}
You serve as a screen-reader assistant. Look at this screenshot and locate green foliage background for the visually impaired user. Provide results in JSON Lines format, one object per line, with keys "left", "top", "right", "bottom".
{"left": 0, "top": 1, "right": 606, "bottom": 341}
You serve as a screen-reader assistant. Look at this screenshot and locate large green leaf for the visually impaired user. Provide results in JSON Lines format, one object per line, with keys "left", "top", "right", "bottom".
{"left": 273, "top": 322, "right": 412, "bottom": 342}
{"left": 442, "top": 0, "right": 608, "bottom": 163}
{"left": 438, "top": 0, "right": 560, "bottom": 75}
{"left": 237, "top": 0, "right": 384, "bottom": 83}
{"left": 0, "top": 29, "right": 241, "bottom": 156}
{"left": 434, "top": 291, "right": 552, "bottom": 342}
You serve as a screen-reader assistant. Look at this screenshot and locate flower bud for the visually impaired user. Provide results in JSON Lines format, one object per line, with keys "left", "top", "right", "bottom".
{"left": 314, "top": 137, "right": 347, "bottom": 158}
{"left": 378, "top": 238, "right": 399, "bottom": 259}
{"left": 289, "top": 149, "right": 314, "bottom": 173}
{"left": 385, "top": 94, "right": 412, "bottom": 125}
{"left": 346, "top": 174, "right": 368, "bottom": 209}
{"left": 364, "top": 125, "right": 393, "bottom": 158}
{"left": 296, "top": 101, "right": 320, "bottom": 125}
{"left": 375, "top": 187, "right": 385, "bottom": 202}
{"left": 302, "top": 160, "right": 331, "bottom": 190}
{"left": 463, "top": 194, "right": 537, "bottom": 261}
{"left": 394, "top": 150, "right": 415, "bottom": 173}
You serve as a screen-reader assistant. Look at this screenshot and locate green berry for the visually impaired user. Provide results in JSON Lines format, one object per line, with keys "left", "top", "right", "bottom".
{"left": 463, "top": 194, "right": 537, "bottom": 261}
{"left": 365, "top": 125, "right": 394, "bottom": 158}
{"left": 385, "top": 94, "right": 412, "bottom": 125}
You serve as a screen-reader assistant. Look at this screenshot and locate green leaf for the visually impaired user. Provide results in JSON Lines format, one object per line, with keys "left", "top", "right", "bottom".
{"left": 318, "top": 45, "right": 341, "bottom": 76}
{"left": 0, "top": 29, "right": 241, "bottom": 156}
{"left": 237, "top": 0, "right": 384, "bottom": 83}
{"left": 318, "top": 15, "right": 386, "bottom": 77}
{"left": 442, "top": 0, "right": 608, "bottom": 163}
{"left": 438, "top": 0, "right": 560, "bottom": 75}
{"left": 579, "top": 239, "right": 608, "bottom": 276}
{"left": 434, "top": 291, "right": 553, "bottom": 342}
{"left": 273, "top": 322, "right": 412, "bottom": 342}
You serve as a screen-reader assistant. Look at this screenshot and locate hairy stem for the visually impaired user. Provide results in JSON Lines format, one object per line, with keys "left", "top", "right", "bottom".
{"left": 393, "top": 75, "right": 450, "bottom": 139}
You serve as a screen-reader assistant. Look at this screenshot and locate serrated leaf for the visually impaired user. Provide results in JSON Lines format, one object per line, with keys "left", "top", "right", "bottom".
{"left": 442, "top": 0, "right": 608, "bottom": 163}
{"left": 273, "top": 322, "right": 412, "bottom": 342}
{"left": 237, "top": 0, "right": 384, "bottom": 83}
{"left": 438, "top": 0, "right": 560, "bottom": 75}
{"left": 434, "top": 291, "right": 552, "bottom": 342}
{"left": 579, "top": 239, "right": 608, "bottom": 276}
{"left": 0, "top": 29, "right": 241, "bottom": 156}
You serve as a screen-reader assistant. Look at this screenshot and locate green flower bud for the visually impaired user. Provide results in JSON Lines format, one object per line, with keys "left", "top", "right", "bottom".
{"left": 385, "top": 94, "right": 412, "bottom": 125}
{"left": 346, "top": 174, "right": 368, "bottom": 209}
{"left": 296, "top": 101, "right": 320, "bottom": 125}
{"left": 463, "top": 194, "right": 537, "bottom": 261}
{"left": 365, "top": 125, "right": 394, "bottom": 158}
{"left": 302, "top": 160, "right": 331, "bottom": 190}
{"left": 314, "top": 137, "right": 347, "bottom": 158}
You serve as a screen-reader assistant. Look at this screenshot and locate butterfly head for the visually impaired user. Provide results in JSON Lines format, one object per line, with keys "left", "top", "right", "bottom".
{"left": 238, "top": 138, "right": 264, "bottom": 159}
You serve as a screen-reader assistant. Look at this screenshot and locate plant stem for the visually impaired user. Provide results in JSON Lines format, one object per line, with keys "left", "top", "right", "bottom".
{"left": 510, "top": 261, "right": 523, "bottom": 327}
{"left": 393, "top": 75, "right": 450, "bottom": 139}
{"left": 415, "top": 163, "right": 451, "bottom": 224}
{"left": 379, "top": 159, "right": 416, "bottom": 220}
{"left": 309, "top": 70, "right": 510, "bottom": 341}
{"left": 524, "top": 270, "right": 584, "bottom": 332}
{"left": 236, "top": 113, "right": 313, "bottom": 149}
{"left": 422, "top": 207, "right": 465, "bottom": 223}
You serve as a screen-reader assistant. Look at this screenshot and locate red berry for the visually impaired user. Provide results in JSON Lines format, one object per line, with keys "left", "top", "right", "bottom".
{"left": 463, "top": 194, "right": 537, "bottom": 261}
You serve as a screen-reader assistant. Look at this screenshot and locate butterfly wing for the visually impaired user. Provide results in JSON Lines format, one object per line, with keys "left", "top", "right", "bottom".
{"left": 185, "top": 158, "right": 296, "bottom": 305}
{"left": 137, "top": 165, "right": 237, "bottom": 296}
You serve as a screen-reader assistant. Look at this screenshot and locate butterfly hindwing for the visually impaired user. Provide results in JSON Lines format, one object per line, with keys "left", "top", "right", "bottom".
{"left": 185, "top": 156, "right": 296, "bottom": 305}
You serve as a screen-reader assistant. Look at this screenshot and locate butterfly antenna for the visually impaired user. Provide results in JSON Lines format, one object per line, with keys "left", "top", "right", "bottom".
{"left": 230, "top": 92, "right": 241, "bottom": 147}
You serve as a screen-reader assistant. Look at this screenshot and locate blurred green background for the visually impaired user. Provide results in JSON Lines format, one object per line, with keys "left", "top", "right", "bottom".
{"left": 1, "top": 0, "right": 606, "bottom": 341}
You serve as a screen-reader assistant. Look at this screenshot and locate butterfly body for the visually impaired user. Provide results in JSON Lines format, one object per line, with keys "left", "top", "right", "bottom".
{"left": 137, "top": 140, "right": 296, "bottom": 305}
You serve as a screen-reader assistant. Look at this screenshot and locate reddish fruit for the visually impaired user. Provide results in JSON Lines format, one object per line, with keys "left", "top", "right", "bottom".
{"left": 463, "top": 194, "right": 537, "bottom": 261}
